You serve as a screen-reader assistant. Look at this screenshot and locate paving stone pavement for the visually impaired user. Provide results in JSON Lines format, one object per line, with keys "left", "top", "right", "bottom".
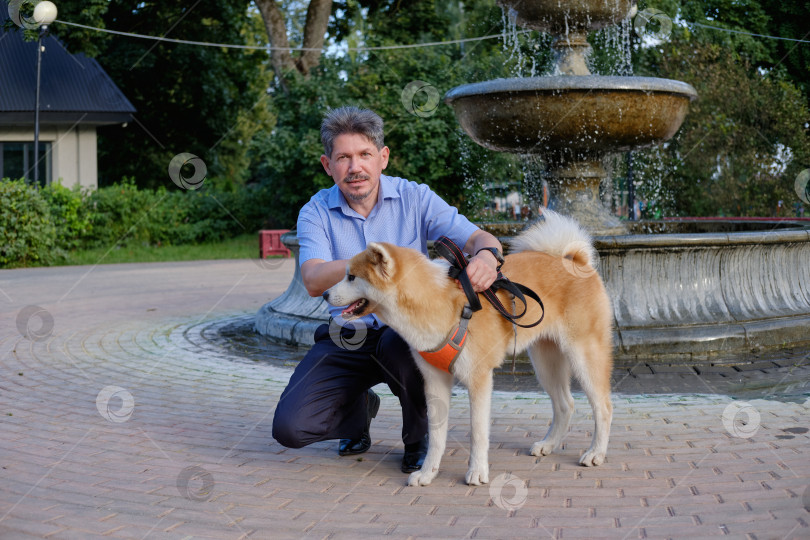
{"left": 1, "top": 260, "right": 809, "bottom": 540}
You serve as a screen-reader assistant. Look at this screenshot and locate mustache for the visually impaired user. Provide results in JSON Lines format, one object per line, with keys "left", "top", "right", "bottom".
{"left": 343, "top": 174, "right": 370, "bottom": 183}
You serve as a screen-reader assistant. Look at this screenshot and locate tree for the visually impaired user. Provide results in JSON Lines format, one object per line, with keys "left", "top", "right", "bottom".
{"left": 255, "top": 0, "right": 333, "bottom": 90}
{"left": 251, "top": 0, "right": 529, "bottom": 227}
{"left": 22, "top": 0, "right": 273, "bottom": 188}
{"left": 630, "top": 5, "right": 810, "bottom": 217}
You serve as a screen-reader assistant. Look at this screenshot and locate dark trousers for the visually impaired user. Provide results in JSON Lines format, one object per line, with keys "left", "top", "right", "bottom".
{"left": 272, "top": 322, "right": 428, "bottom": 448}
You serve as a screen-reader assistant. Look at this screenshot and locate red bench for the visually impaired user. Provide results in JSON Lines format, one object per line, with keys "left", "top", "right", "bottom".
{"left": 259, "top": 229, "right": 291, "bottom": 258}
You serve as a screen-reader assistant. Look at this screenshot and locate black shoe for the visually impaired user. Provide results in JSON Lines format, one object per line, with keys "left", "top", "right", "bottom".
{"left": 401, "top": 434, "right": 428, "bottom": 473}
{"left": 338, "top": 389, "right": 380, "bottom": 456}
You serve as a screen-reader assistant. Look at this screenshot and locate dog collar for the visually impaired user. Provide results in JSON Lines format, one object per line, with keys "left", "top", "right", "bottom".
{"left": 418, "top": 305, "right": 473, "bottom": 374}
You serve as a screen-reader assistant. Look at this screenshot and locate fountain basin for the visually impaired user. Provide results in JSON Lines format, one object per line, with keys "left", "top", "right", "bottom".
{"left": 444, "top": 76, "right": 697, "bottom": 159}
{"left": 255, "top": 224, "right": 810, "bottom": 364}
{"left": 596, "top": 225, "right": 810, "bottom": 361}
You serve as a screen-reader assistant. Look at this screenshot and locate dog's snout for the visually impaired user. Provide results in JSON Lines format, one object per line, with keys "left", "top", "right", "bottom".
{"left": 322, "top": 291, "right": 329, "bottom": 302}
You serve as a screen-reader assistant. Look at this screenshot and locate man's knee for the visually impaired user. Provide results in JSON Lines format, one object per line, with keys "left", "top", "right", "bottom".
{"left": 272, "top": 410, "right": 307, "bottom": 449}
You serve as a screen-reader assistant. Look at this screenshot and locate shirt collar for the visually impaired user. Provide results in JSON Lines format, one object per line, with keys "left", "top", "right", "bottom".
{"left": 378, "top": 174, "right": 400, "bottom": 201}
{"left": 327, "top": 174, "right": 399, "bottom": 214}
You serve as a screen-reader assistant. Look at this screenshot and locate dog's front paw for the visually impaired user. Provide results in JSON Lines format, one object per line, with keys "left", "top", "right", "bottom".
{"left": 530, "top": 440, "right": 556, "bottom": 457}
{"left": 579, "top": 448, "right": 606, "bottom": 467}
{"left": 465, "top": 465, "right": 489, "bottom": 486}
{"left": 408, "top": 469, "right": 437, "bottom": 486}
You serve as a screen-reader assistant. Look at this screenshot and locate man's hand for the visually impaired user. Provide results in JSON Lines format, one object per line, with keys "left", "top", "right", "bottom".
{"left": 461, "top": 229, "right": 503, "bottom": 292}
{"left": 465, "top": 250, "right": 499, "bottom": 292}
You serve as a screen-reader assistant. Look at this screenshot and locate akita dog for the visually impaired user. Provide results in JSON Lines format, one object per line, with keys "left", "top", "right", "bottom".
{"left": 323, "top": 210, "right": 613, "bottom": 487}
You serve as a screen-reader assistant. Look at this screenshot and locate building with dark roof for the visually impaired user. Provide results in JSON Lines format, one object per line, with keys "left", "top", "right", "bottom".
{"left": 0, "top": 20, "right": 135, "bottom": 189}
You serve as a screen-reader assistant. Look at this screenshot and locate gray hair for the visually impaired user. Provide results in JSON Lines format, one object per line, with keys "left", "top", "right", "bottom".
{"left": 320, "top": 106, "right": 385, "bottom": 158}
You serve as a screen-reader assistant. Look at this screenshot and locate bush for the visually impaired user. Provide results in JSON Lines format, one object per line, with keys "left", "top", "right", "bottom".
{"left": 1, "top": 177, "right": 278, "bottom": 267}
{"left": 81, "top": 179, "right": 277, "bottom": 247}
{"left": 40, "top": 182, "right": 93, "bottom": 250}
{"left": 83, "top": 177, "right": 170, "bottom": 248}
{"left": 0, "top": 179, "right": 59, "bottom": 267}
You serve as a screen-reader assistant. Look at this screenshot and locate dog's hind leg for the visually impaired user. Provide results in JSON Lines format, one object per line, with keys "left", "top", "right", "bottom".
{"left": 528, "top": 339, "right": 575, "bottom": 458}
{"left": 572, "top": 341, "right": 613, "bottom": 467}
{"left": 408, "top": 361, "right": 453, "bottom": 487}
{"left": 465, "top": 368, "right": 493, "bottom": 486}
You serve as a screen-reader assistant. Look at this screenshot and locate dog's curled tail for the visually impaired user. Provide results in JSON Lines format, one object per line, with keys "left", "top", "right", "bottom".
{"left": 508, "top": 209, "right": 597, "bottom": 269}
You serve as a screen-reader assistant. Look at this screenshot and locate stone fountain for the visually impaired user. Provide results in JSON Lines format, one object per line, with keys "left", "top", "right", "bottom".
{"left": 256, "top": 0, "right": 810, "bottom": 364}
{"left": 445, "top": 0, "right": 696, "bottom": 235}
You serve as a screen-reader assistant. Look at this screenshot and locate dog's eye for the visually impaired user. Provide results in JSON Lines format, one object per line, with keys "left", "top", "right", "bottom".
{"left": 347, "top": 274, "right": 355, "bottom": 282}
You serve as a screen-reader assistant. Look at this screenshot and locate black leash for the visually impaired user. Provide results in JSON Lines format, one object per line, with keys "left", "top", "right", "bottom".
{"left": 434, "top": 236, "right": 545, "bottom": 329}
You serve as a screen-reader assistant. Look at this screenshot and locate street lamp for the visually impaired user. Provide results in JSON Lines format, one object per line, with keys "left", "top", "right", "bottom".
{"left": 32, "top": 1, "right": 57, "bottom": 186}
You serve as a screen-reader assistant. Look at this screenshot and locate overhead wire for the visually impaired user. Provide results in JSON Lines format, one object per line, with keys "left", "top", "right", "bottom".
{"left": 56, "top": 19, "right": 529, "bottom": 51}
{"left": 55, "top": 18, "right": 810, "bottom": 53}
{"left": 688, "top": 21, "right": 810, "bottom": 44}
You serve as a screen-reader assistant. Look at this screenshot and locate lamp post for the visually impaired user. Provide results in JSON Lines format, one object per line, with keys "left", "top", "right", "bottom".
{"left": 32, "top": 1, "right": 57, "bottom": 186}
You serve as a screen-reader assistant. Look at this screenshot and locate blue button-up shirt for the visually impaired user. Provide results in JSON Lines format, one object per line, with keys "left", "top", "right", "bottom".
{"left": 297, "top": 174, "right": 480, "bottom": 326}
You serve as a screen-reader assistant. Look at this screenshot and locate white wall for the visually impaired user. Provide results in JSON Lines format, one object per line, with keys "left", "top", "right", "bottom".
{"left": 0, "top": 125, "right": 98, "bottom": 189}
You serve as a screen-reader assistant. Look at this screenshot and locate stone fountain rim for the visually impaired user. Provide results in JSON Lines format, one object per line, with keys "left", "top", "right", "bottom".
{"left": 282, "top": 226, "right": 810, "bottom": 252}
{"left": 592, "top": 228, "right": 810, "bottom": 249}
{"left": 265, "top": 227, "right": 810, "bottom": 362}
{"left": 444, "top": 75, "right": 698, "bottom": 102}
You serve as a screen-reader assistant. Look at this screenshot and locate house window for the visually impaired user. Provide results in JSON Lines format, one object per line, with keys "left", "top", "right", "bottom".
{"left": 0, "top": 142, "right": 52, "bottom": 186}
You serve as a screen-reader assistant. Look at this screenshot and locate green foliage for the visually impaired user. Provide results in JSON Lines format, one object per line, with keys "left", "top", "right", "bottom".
{"left": 632, "top": 34, "right": 810, "bottom": 216}
{"left": 253, "top": 0, "right": 530, "bottom": 226}
{"left": 40, "top": 182, "right": 93, "bottom": 250}
{"left": 45, "top": 0, "right": 273, "bottom": 189}
{"left": 0, "top": 179, "right": 58, "bottom": 267}
{"left": 7, "top": 0, "right": 808, "bottom": 223}
{"left": 757, "top": 0, "right": 810, "bottom": 101}
{"left": 0, "top": 177, "right": 280, "bottom": 267}
{"left": 82, "top": 178, "right": 278, "bottom": 248}
{"left": 83, "top": 178, "right": 173, "bottom": 247}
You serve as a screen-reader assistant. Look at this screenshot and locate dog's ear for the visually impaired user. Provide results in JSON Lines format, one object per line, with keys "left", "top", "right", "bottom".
{"left": 366, "top": 242, "right": 394, "bottom": 279}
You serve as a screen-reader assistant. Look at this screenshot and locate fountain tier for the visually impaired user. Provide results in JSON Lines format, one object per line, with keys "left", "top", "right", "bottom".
{"left": 500, "top": 0, "right": 636, "bottom": 32}
{"left": 446, "top": 76, "right": 697, "bottom": 235}
{"left": 444, "top": 76, "right": 696, "bottom": 156}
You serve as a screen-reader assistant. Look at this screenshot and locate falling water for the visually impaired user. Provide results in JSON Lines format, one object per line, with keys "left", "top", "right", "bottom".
{"left": 493, "top": 3, "right": 676, "bottom": 221}
{"left": 459, "top": 132, "right": 481, "bottom": 213}
{"left": 501, "top": 8, "right": 525, "bottom": 73}
{"left": 591, "top": 19, "right": 634, "bottom": 75}
{"left": 501, "top": 7, "right": 553, "bottom": 78}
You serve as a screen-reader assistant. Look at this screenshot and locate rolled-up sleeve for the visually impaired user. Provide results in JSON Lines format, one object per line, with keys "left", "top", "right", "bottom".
{"left": 297, "top": 203, "right": 332, "bottom": 265}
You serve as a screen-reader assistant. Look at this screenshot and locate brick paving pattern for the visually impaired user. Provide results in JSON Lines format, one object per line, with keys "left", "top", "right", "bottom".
{"left": 1, "top": 260, "right": 809, "bottom": 539}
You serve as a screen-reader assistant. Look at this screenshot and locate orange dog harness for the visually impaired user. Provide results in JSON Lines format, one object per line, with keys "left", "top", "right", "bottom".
{"left": 418, "top": 306, "right": 473, "bottom": 374}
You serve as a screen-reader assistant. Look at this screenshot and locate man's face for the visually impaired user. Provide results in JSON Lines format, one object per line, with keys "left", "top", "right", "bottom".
{"left": 320, "top": 133, "right": 389, "bottom": 204}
